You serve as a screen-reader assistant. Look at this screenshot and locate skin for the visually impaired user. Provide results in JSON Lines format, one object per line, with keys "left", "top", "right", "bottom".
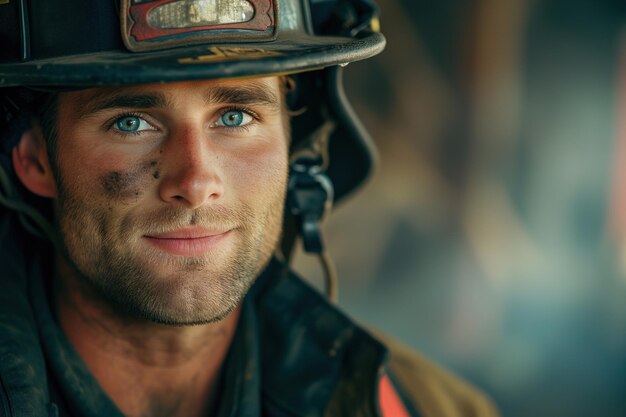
{"left": 14, "top": 77, "right": 289, "bottom": 417}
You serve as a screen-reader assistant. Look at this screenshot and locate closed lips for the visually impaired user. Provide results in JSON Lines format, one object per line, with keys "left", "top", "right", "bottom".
{"left": 143, "top": 227, "right": 233, "bottom": 256}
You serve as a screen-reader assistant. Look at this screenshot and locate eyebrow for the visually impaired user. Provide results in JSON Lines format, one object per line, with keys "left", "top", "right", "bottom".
{"left": 76, "top": 92, "right": 170, "bottom": 120}
{"left": 205, "top": 84, "right": 280, "bottom": 110}
{"left": 75, "top": 82, "right": 281, "bottom": 119}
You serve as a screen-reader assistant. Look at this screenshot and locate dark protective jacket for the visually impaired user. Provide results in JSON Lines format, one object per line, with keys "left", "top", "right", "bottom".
{"left": 0, "top": 210, "right": 499, "bottom": 417}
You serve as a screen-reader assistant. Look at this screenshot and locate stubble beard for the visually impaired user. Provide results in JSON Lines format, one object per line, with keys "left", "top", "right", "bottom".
{"left": 54, "top": 185, "right": 285, "bottom": 326}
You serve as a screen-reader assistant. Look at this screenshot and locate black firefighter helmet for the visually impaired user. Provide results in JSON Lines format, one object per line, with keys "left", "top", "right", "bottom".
{"left": 0, "top": 0, "right": 386, "bottom": 298}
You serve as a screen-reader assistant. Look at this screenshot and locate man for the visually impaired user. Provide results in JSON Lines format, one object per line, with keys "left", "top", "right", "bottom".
{"left": 0, "top": 1, "right": 499, "bottom": 416}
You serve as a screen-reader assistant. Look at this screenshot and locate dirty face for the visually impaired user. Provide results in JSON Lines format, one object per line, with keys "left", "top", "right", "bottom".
{"left": 52, "top": 77, "right": 288, "bottom": 325}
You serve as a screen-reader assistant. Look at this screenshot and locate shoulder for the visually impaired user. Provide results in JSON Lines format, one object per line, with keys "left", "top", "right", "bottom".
{"left": 374, "top": 330, "right": 500, "bottom": 417}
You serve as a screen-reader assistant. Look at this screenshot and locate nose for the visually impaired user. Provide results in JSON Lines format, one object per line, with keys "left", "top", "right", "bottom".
{"left": 158, "top": 125, "right": 224, "bottom": 209}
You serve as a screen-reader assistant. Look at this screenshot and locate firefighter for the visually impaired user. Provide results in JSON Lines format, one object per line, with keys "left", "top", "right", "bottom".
{"left": 0, "top": 1, "right": 498, "bottom": 416}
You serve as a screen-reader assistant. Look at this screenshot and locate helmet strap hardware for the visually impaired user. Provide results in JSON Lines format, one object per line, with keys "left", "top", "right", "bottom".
{"left": 288, "top": 157, "right": 333, "bottom": 254}
{"left": 288, "top": 116, "right": 335, "bottom": 252}
{"left": 288, "top": 117, "right": 338, "bottom": 302}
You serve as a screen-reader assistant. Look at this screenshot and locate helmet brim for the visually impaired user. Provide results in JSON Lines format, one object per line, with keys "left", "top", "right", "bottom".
{"left": 0, "top": 33, "right": 385, "bottom": 88}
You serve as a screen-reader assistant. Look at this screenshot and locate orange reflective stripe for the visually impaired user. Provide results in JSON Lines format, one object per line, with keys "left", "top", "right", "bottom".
{"left": 379, "top": 374, "right": 411, "bottom": 417}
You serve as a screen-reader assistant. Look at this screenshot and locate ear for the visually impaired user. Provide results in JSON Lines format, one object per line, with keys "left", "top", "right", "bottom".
{"left": 12, "top": 127, "right": 57, "bottom": 198}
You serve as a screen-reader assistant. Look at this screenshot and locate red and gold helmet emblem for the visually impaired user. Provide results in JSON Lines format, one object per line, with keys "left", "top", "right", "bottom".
{"left": 121, "top": 0, "right": 277, "bottom": 52}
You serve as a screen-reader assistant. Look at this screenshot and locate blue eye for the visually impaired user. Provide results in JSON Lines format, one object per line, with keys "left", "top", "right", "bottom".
{"left": 216, "top": 110, "right": 253, "bottom": 128}
{"left": 114, "top": 115, "right": 153, "bottom": 133}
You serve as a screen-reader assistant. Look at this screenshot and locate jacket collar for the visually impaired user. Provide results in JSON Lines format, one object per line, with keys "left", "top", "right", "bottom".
{"left": 255, "top": 259, "right": 388, "bottom": 417}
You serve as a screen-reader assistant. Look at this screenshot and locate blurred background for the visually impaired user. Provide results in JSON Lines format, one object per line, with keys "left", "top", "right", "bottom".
{"left": 293, "top": 0, "right": 626, "bottom": 416}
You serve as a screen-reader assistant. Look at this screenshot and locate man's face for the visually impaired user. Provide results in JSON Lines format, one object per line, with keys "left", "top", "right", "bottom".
{"left": 51, "top": 77, "right": 288, "bottom": 325}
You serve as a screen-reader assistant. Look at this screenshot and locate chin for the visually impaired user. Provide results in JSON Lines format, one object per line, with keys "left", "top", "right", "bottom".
{"left": 108, "top": 265, "right": 254, "bottom": 325}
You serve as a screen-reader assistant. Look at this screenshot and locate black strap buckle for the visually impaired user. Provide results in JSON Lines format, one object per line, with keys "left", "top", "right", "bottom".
{"left": 287, "top": 157, "right": 334, "bottom": 254}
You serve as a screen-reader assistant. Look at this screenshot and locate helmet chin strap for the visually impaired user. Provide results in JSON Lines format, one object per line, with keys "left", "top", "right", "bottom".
{"left": 288, "top": 117, "right": 339, "bottom": 303}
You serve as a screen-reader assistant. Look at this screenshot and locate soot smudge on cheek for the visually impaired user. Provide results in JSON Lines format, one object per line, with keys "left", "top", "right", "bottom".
{"left": 100, "top": 171, "right": 142, "bottom": 199}
{"left": 100, "top": 160, "right": 160, "bottom": 199}
{"left": 150, "top": 159, "right": 160, "bottom": 179}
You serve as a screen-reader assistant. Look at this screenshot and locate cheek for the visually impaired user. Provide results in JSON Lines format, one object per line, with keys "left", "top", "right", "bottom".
{"left": 99, "top": 160, "right": 159, "bottom": 200}
{"left": 56, "top": 138, "right": 160, "bottom": 201}
{"left": 55, "top": 130, "right": 122, "bottom": 188}
{"left": 227, "top": 140, "right": 289, "bottom": 198}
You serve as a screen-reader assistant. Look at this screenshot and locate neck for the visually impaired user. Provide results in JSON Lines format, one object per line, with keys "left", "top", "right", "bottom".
{"left": 54, "top": 258, "right": 240, "bottom": 417}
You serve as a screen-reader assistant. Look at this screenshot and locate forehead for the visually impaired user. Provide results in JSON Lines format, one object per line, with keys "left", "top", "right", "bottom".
{"left": 58, "top": 76, "right": 283, "bottom": 115}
